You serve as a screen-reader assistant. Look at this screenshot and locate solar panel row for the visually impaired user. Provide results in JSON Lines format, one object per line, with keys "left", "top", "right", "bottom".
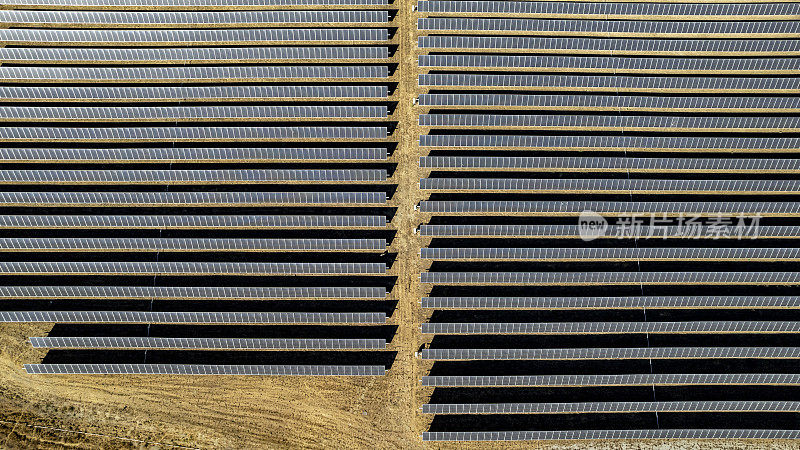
{"left": 421, "top": 296, "right": 800, "bottom": 310}
{"left": 423, "top": 401, "right": 800, "bottom": 415}
{"left": 0, "top": 147, "right": 389, "bottom": 162}
{"left": 0, "top": 261, "right": 388, "bottom": 275}
{"left": 419, "top": 135, "right": 800, "bottom": 151}
{"left": 421, "top": 156, "right": 800, "bottom": 171}
{"left": 1, "top": 311, "right": 387, "bottom": 323}
{"left": 420, "top": 272, "right": 800, "bottom": 285}
{"left": 0, "top": 215, "right": 388, "bottom": 229}
{"left": 30, "top": 337, "right": 388, "bottom": 349}
{"left": 0, "top": 191, "right": 388, "bottom": 205}
{"left": 417, "top": 1, "right": 800, "bottom": 17}
{"left": 0, "top": 28, "right": 390, "bottom": 44}
{"left": 418, "top": 224, "right": 799, "bottom": 238}
{"left": 0, "top": 127, "right": 389, "bottom": 141}
{"left": 420, "top": 178, "right": 800, "bottom": 193}
{"left": 422, "top": 430, "right": 800, "bottom": 441}
{"left": 418, "top": 74, "right": 800, "bottom": 92}
{"left": 24, "top": 364, "right": 387, "bottom": 375}
{"left": 421, "top": 374, "right": 800, "bottom": 387}
{"left": 4, "top": 0, "right": 389, "bottom": 6}
{"left": 419, "top": 201, "right": 800, "bottom": 215}
{"left": 0, "top": 169, "right": 388, "bottom": 183}
{"left": 419, "top": 94, "right": 800, "bottom": 110}
{"left": 0, "top": 86, "right": 389, "bottom": 100}
{"left": 418, "top": 18, "right": 800, "bottom": 36}
{"left": 418, "top": 114, "right": 800, "bottom": 130}
{"left": 0, "top": 47, "right": 391, "bottom": 63}
{"left": 0, "top": 10, "right": 390, "bottom": 25}
{"left": 422, "top": 322, "right": 800, "bottom": 335}
{"left": 0, "top": 237, "right": 387, "bottom": 251}
{"left": 0, "top": 105, "right": 389, "bottom": 120}
{"left": 0, "top": 285, "right": 387, "bottom": 299}
{"left": 418, "top": 55, "right": 800, "bottom": 73}
{"left": 421, "top": 247, "right": 800, "bottom": 261}
{"left": 0, "top": 66, "right": 390, "bottom": 81}
{"left": 420, "top": 347, "right": 800, "bottom": 361}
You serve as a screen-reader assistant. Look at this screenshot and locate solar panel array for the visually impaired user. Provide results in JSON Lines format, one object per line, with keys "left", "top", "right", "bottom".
{"left": 422, "top": 430, "right": 800, "bottom": 441}
{"left": 418, "top": 55, "right": 800, "bottom": 74}
{"left": 421, "top": 373, "right": 800, "bottom": 387}
{"left": 417, "top": 0, "right": 800, "bottom": 440}
{"left": 417, "top": 2, "right": 800, "bottom": 18}
{"left": 4, "top": 311, "right": 386, "bottom": 323}
{"left": 30, "top": 337, "right": 387, "bottom": 350}
{"left": 2, "top": 0, "right": 397, "bottom": 376}
{"left": 23, "top": 364, "right": 386, "bottom": 375}
{"left": 421, "top": 347, "right": 800, "bottom": 361}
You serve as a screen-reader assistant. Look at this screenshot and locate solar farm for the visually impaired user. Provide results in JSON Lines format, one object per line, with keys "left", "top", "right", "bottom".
{"left": 0, "top": 0, "right": 799, "bottom": 447}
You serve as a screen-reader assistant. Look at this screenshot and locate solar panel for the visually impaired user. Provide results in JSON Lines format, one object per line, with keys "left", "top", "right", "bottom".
{"left": 420, "top": 247, "right": 800, "bottom": 261}
{"left": 0, "top": 169, "right": 388, "bottom": 183}
{"left": 0, "top": 238, "right": 387, "bottom": 251}
{"left": 0, "top": 28, "right": 390, "bottom": 45}
{"left": 5, "top": 0, "right": 388, "bottom": 7}
{"left": 417, "top": 225, "right": 800, "bottom": 239}
{"left": 422, "top": 430, "right": 800, "bottom": 441}
{"left": 418, "top": 114, "right": 800, "bottom": 131}
{"left": 0, "top": 10, "right": 389, "bottom": 26}
{"left": 0, "top": 47, "right": 390, "bottom": 64}
{"left": 421, "top": 272, "right": 800, "bottom": 285}
{"left": 418, "top": 135, "right": 800, "bottom": 151}
{"left": 30, "top": 337, "right": 387, "bottom": 349}
{"left": 24, "top": 364, "right": 386, "bottom": 375}
{"left": 0, "top": 86, "right": 389, "bottom": 101}
{"left": 416, "top": 1, "right": 800, "bottom": 17}
{"left": 418, "top": 74, "right": 800, "bottom": 93}
{"left": 0, "top": 261, "right": 387, "bottom": 275}
{"left": 419, "top": 178, "right": 800, "bottom": 194}
{"left": 421, "top": 296, "right": 800, "bottom": 310}
{"left": 417, "top": 55, "right": 800, "bottom": 74}
{"left": 2, "top": 0, "right": 394, "bottom": 381}
{"left": 420, "top": 373, "right": 800, "bottom": 387}
{"left": 418, "top": 94, "right": 800, "bottom": 111}
{"left": 422, "top": 401, "right": 800, "bottom": 415}
{"left": 420, "top": 156, "right": 800, "bottom": 172}
{"left": 0, "top": 66, "right": 390, "bottom": 82}
{"left": 0, "top": 147, "right": 389, "bottom": 162}
{"left": 1, "top": 311, "right": 386, "bottom": 323}
{"left": 0, "top": 285, "right": 387, "bottom": 300}
{"left": 0, "top": 127, "right": 388, "bottom": 142}
{"left": 415, "top": 0, "right": 800, "bottom": 430}
{"left": 0, "top": 215, "right": 387, "bottom": 229}
{"left": 0, "top": 105, "right": 388, "bottom": 121}
{"left": 418, "top": 201, "right": 800, "bottom": 215}
{"left": 0, "top": 192, "right": 387, "bottom": 206}
{"left": 421, "top": 321, "right": 800, "bottom": 335}
{"left": 419, "top": 347, "right": 800, "bottom": 361}
{"left": 417, "top": 19, "right": 800, "bottom": 37}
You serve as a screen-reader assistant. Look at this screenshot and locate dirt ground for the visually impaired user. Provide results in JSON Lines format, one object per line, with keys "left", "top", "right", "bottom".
{"left": 0, "top": 0, "right": 798, "bottom": 448}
